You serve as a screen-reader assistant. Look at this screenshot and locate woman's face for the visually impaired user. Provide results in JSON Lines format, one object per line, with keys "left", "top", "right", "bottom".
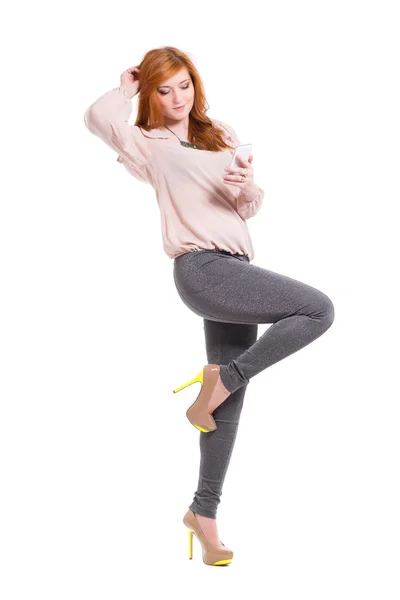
{"left": 156, "top": 68, "right": 195, "bottom": 123}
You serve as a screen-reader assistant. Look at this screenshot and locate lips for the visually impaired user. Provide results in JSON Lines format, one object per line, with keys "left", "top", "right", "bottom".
{"left": 174, "top": 105, "right": 185, "bottom": 110}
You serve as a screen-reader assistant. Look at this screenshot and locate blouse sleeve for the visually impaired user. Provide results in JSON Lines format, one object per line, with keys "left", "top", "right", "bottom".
{"left": 215, "top": 120, "right": 264, "bottom": 220}
{"left": 84, "top": 86, "right": 153, "bottom": 183}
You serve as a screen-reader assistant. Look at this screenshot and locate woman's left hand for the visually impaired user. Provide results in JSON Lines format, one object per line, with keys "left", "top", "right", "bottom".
{"left": 223, "top": 154, "right": 254, "bottom": 190}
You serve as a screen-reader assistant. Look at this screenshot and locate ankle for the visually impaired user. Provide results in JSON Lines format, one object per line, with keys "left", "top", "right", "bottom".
{"left": 196, "top": 513, "right": 216, "bottom": 523}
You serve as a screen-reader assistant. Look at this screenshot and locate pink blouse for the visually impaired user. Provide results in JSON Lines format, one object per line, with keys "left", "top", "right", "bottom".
{"left": 84, "top": 86, "right": 264, "bottom": 260}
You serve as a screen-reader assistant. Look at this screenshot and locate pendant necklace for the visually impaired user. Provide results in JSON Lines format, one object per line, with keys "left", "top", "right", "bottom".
{"left": 163, "top": 125, "right": 199, "bottom": 149}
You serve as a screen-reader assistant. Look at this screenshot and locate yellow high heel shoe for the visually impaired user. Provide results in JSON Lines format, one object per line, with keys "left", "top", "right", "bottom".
{"left": 172, "top": 364, "right": 221, "bottom": 432}
{"left": 183, "top": 509, "right": 234, "bottom": 566}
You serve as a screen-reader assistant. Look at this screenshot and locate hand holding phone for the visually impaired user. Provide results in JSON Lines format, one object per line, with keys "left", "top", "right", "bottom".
{"left": 228, "top": 143, "right": 252, "bottom": 172}
{"left": 223, "top": 143, "right": 254, "bottom": 189}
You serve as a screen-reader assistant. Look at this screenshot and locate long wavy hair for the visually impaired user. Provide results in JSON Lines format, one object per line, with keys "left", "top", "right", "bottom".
{"left": 134, "top": 46, "right": 236, "bottom": 153}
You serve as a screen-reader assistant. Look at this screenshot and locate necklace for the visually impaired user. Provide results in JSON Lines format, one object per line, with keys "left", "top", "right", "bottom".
{"left": 164, "top": 125, "right": 198, "bottom": 149}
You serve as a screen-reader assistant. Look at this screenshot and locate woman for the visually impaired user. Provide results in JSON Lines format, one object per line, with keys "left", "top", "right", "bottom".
{"left": 84, "top": 46, "right": 335, "bottom": 567}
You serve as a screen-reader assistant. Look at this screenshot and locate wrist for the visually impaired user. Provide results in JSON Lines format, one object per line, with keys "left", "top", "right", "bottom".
{"left": 241, "top": 181, "right": 258, "bottom": 201}
{"left": 120, "top": 85, "right": 134, "bottom": 99}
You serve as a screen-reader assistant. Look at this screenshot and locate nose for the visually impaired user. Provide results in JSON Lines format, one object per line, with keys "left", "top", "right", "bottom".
{"left": 172, "top": 92, "right": 186, "bottom": 103}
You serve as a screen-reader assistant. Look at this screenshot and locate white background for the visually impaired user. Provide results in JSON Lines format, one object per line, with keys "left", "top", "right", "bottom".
{"left": 1, "top": 0, "right": 399, "bottom": 597}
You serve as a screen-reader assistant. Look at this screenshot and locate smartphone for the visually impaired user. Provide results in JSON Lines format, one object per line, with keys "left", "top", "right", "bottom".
{"left": 228, "top": 143, "right": 252, "bottom": 170}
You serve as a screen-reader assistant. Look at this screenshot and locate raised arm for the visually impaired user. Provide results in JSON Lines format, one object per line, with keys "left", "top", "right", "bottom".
{"left": 216, "top": 120, "right": 264, "bottom": 220}
{"left": 84, "top": 86, "right": 153, "bottom": 183}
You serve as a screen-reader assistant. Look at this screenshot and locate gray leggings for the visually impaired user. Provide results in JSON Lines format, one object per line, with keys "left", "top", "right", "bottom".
{"left": 173, "top": 249, "right": 335, "bottom": 519}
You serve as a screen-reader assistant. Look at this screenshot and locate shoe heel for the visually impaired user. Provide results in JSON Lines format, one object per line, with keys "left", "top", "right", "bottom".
{"left": 172, "top": 369, "right": 204, "bottom": 394}
{"left": 188, "top": 528, "right": 194, "bottom": 560}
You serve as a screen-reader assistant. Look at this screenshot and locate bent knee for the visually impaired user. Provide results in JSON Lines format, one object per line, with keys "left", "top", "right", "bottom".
{"left": 308, "top": 291, "right": 335, "bottom": 327}
{"left": 320, "top": 294, "right": 335, "bottom": 328}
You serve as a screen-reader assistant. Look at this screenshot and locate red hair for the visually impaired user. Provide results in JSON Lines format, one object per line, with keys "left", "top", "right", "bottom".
{"left": 134, "top": 46, "right": 236, "bottom": 153}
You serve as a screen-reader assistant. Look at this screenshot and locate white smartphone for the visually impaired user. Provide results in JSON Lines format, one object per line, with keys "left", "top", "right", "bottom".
{"left": 228, "top": 143, "right": 252, "bottom": 170}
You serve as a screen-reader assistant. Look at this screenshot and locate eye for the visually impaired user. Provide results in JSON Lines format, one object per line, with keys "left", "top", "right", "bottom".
{"left": 159, "top": 84, "right": 190, "bottom": 96}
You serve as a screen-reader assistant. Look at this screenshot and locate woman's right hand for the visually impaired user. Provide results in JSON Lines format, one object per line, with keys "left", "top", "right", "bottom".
{"left": 120, "top": 65, "right": 141, "bottom": 99}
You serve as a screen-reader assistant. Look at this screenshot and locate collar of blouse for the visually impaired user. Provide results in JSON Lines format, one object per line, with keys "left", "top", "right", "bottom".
{"left": 138, "top": 127, "right": 172, "bottom": 139}
{"left": 137, "top": 123, "right": 234, "bottom": 145}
